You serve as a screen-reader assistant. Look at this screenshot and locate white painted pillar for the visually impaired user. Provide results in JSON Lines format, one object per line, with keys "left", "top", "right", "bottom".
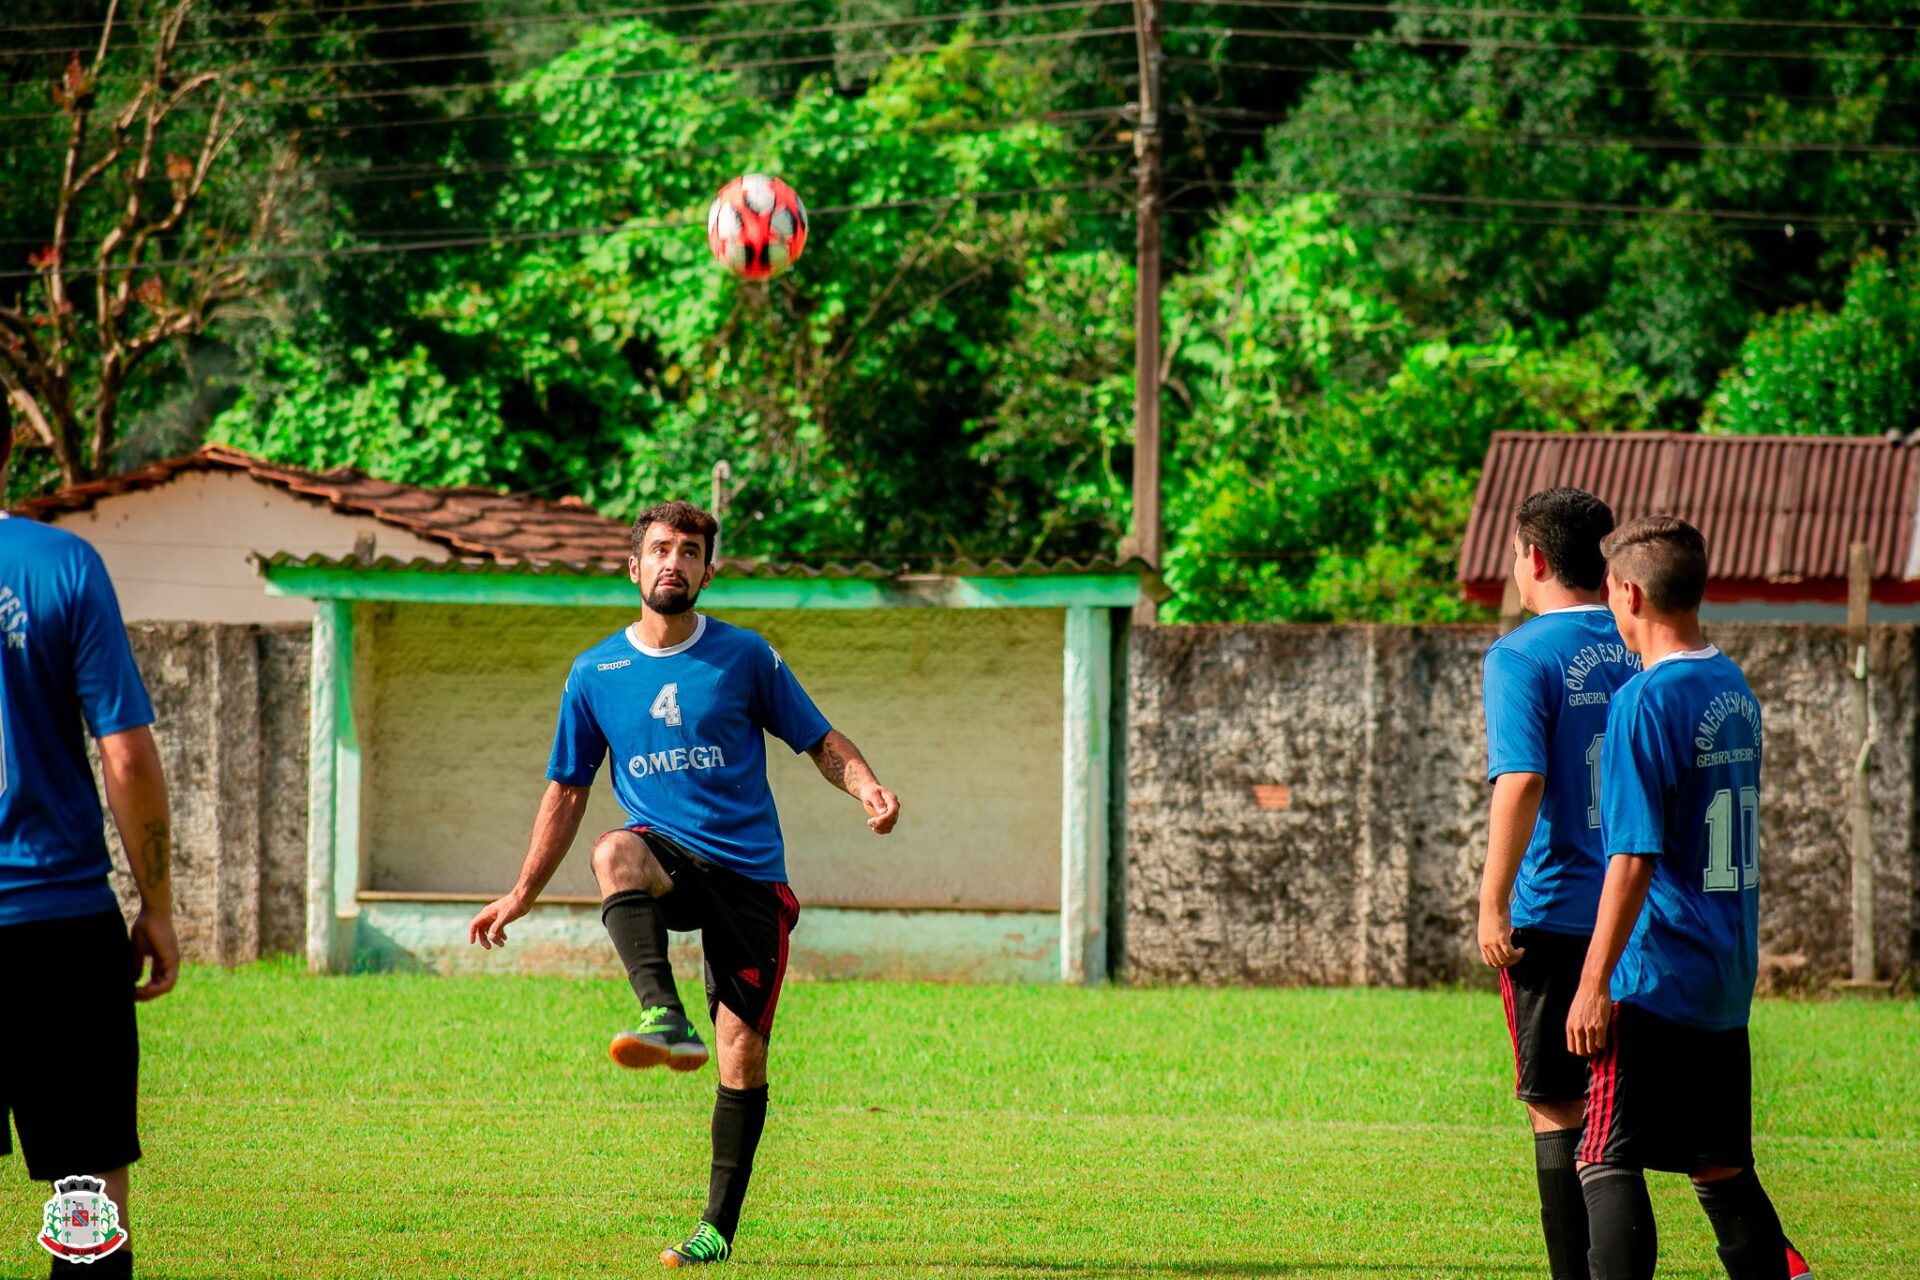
{"left": 1060, "top": 605, "right": 1113, "bottom": 984}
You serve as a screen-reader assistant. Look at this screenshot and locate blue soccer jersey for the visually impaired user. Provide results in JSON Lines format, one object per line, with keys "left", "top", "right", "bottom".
{"left": 1601, "top": 647, "right": 1763, "bottom": 1031}
{"left": 546, "top": 614, "right": 831, "bottom": 882}
{"left": 1482, "top": 605, "right": 1641, "bottom": 935}
{"left": 0, "top": 516, "right": 155, "bottom": 925}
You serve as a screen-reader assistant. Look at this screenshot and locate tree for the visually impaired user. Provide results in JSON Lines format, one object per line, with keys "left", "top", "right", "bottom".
{"left": 1705, "top": 245, "right": 1920, "bottom": 438}
{"left": 0, "top": 0, "right": 292, "bottom": 487}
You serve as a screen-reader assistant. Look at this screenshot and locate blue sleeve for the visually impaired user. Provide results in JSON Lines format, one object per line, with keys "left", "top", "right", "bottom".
{"left": 1602, "top": 688, "right": 1670, "bottom": 858}
{"left": 756, "top": 643, "right": 831, "bottom": 753}
{"left": 68, "top": 545, "right": 154, "bottom": 738}
{"left": 1483, "top": 643, "right": 1549, "bottom": 781}
{"left": 545, "top": 671, "right": 608, "bottom": 786}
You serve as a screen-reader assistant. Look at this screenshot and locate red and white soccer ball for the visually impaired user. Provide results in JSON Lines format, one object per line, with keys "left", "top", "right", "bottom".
{"left": 706, "top": 173, "right": 808, "bottom": 280}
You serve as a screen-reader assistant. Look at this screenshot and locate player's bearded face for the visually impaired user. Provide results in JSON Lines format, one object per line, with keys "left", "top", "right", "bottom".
{"left": 645, "top": 566, "right": 700, "bottom": 615}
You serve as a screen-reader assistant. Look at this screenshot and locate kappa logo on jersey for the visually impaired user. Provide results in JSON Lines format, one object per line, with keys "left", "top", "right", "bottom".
{"left": 597, "top": 658, "right": 632, "bottom": 672}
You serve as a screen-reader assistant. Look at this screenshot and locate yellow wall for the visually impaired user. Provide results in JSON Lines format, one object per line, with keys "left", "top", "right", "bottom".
{"left": 357, "top": 602, "right": 1065, "bottom": 911}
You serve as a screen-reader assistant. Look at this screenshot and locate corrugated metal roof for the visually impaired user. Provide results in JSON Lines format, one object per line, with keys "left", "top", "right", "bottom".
{"left": 1459, "top": 432, "right": 1920, "bottom": 599}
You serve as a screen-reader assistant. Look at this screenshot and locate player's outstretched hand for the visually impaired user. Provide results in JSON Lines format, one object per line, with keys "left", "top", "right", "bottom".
{"left": 469, "top": 894, "right": 529, "bottom": 950}
{"left": 130, "top": 907, "right": 179, "bottom": 1002}
{"left": 861, "top": 785, "right": 901, "bottom": 834}
{"left": 1565, "top": 980, "right": 1612, "bottom": 1058}
{"left": 1477, "top": 905, "right": 1524, "bottom": 969}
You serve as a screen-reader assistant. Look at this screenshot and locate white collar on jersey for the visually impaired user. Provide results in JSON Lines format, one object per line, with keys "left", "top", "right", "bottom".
{"left": 626, "top": 613, "right": 707, "bottom": 658}
{"left": 1539, "top": 603, "right": 1609, "bottom": 616}
{"left": 1647, "top": 644, "right": 1720, "bottom": 668}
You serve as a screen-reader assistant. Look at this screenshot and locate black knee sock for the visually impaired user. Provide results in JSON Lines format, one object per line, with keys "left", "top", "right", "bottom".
{"left": 1582, "top": 1162, "right": 1659, "bottom": 1280}
{"left": 600, "top": 890, "right": 681, "bottom": 1014}
{"left": 1534, "top": 1128, "right": 1590, "bottom": 1280}
{"left": 1694, "top": 1169, "right": 1788, "bottom": 1280}
{"left": 704, "top": 1084, "right": 769, "bottom": 1244}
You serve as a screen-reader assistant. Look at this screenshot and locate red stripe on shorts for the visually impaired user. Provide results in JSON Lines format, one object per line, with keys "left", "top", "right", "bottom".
{"left": 1498, "top": 967, "right": 1523, "bottom": 1094}
{"left": 1581, "top": 1004, "right": 1619, "bottom": 1165}
{"left": 755, "top": 884, "right": 801, "bottom": 1037}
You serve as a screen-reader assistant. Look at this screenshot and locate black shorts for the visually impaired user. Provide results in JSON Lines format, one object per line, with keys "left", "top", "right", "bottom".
{"left": 0, "top": 909, "right": 142, "bottom": 1181}
{"left": 632, "top": 827, "right": 800, "bottom": 1039}
{"left": 1580, "top": 1001, "right": 1755, "bottom": 1173}
{"left": 1498, "top": 926, "right": 1591, "bottom": 1104}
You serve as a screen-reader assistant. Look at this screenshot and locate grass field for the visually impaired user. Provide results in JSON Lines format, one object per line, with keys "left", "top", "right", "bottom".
{"left": 3, "top": 963, "right": 1914, "bottom": 1279}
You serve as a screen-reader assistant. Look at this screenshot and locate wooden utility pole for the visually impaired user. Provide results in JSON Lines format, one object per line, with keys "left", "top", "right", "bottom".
{"left": 1843, "top": 542, "right": 1883, "bottom": 988}
{"left": 1127, "top": 0, "right": 1164, "bottom": 624}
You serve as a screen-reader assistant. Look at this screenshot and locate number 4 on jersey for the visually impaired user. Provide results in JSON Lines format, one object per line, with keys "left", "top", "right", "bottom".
{"left": 650, "top": 683, "right": 683, "bottom": 727}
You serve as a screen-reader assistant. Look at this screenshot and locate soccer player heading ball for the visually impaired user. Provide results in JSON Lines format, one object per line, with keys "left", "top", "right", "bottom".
{"left": 468, "top": 500, "right": 900, "bottom": 1268}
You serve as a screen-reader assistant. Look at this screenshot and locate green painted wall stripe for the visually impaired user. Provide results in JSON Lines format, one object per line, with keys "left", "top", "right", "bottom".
{"left": 260, "top": 564, "right": 1146, "bottom": 610}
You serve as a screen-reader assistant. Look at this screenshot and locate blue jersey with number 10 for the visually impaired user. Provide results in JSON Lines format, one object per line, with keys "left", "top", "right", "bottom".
{"left": 1482, "top": 606, "right": 1641, "bottom": 935}
{"left": 1601, "top": 647, "right": 1763, "bottom": 1032}
{"left": 546, "top": 615, "right": 832, "bottom": 883}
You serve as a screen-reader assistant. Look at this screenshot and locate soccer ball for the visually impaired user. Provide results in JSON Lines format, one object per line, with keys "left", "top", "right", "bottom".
{"left": 706, "top": 173, "right": 808, "bottom": 280}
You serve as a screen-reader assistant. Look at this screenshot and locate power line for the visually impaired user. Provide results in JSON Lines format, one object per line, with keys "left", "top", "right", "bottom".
{"left": 0, "top": 179, "right": 1129, "bottom": 280}
{"left": 1162, "top": 54, "right": 1920, "bottom": 109}
{"left": 0, "top": 24, "right": 1135, "bottom": 122}
{"left": 1170, "top": 106, "right": 1920, "bottom": 156}
{"left": 1179, "top": 177, "right": 1920, "bottom": 229}
{"left": 4, "top": 0, "right": 1125, "bottom": 62}
{"left": 13, "top": 0, "right": 1128, "bottom": 93}
{"left": 1165, "top": 23, "right": 1920, "bottom": 67}
{"left": 1180, "top": 0, "right": 1920, "bottom": 37}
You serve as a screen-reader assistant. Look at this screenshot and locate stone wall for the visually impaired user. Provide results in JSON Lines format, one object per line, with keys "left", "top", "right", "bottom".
{"left": 1124, "top": 623, "right": 1919, "bottom": 988}
{"left": 103, "top": 623, "right": 311, "bottom": 963}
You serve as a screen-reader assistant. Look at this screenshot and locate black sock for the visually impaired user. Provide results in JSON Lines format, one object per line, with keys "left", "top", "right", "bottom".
{"left": 1534, "top": 1128, "right": 1590, "bottom": 1280}
{"left": 1694, "top": 1169, "right": 1789, "bottom": 1280}
{"left": 600, "top": 890, "right": 681, "bottom": 1014}
{"left": 1582, "top": 1162, "right": 1659, "bottom": 1280}
{"left": 704, "top": 1084, "right": 769, "bottom": 1243}
{"left": 51, "top": 1250, "right": 131, "bottom": 1278}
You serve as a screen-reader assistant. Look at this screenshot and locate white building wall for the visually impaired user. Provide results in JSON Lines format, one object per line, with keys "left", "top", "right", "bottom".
{"left": 356, "top": 602, "right": 1066, "bottom": 912}
{"left": 44, "top": 470, "right": 448, "bottom": 623}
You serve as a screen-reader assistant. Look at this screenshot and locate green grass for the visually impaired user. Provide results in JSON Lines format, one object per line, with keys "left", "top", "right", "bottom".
{"left": 4, "top": 962, "right": 1915, "bottom": 1279}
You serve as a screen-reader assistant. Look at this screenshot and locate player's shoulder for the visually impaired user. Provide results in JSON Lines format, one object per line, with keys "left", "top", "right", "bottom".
{"left": 700, "top": 616, "right": 780, "bottom": 663}
{"left": 0, "top": 515, "right": 99, "bottom": 564}
{"left": 566, "top": 628, "right": 639, "bottom": 679}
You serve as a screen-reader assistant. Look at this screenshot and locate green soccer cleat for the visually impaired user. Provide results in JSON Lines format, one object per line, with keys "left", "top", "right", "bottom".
{"left": 609, "top": 1006, "right": 710, "bottom": 1072}
{"left": 660, "top": 1222, "right": 731, "bottom": 1267}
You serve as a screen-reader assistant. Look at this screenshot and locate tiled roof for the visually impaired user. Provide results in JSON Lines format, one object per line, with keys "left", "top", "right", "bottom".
{"left": 14, "top": 445, "right": 632, "bottom": 567}
{"left": 1459, "top": 431, "right": 1920, "bottom": 603}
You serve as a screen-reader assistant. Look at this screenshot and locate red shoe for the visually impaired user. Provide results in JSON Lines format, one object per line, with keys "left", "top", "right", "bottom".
{"left": 1785, "top": 1241, "right": 1812, "bottom": 1279}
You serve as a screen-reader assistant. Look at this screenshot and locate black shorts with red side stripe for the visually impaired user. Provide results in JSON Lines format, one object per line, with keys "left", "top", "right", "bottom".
{"left": 1581, "top": 1000, "right": 1755, "bottom": 1172}
{"left": 1498, "top": 926, "right": 1592, "bottom": 1104}
{"left": 632, "top": 827, "right": 800, "bottom": 1038}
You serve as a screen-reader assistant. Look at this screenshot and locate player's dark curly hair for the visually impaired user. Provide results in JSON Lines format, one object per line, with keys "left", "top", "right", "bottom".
{"left": 1601, "top": 515, "right": 1709, "bottom": 613}
{"left": 1514, "top": 487, "right": 1614, "bottom": 592}
{"left": 631, "top": 500, "right": 720, "bottom": 563}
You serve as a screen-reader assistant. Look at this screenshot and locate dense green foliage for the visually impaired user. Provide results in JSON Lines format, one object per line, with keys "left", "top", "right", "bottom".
{"left": 6, "top": 1, "right": 1919, "bottom": 618}
{"left": 2, "top": 963, "right": 1913, "bottom": 1278}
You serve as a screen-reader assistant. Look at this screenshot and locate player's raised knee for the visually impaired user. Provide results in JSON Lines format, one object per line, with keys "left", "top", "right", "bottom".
{"left": 591, "top": 829, "right": 669, "bottom": 896}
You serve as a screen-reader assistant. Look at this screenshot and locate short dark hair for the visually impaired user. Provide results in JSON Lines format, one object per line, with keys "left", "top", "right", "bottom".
{"left": 1601, "top": 515, "right": 1709, "bottom": 613}
{"left": 630, "top": 500, "right": 720, "bottom": 563}
{"left": 1514, "top": 487, "right": 1614, "bottom": 592}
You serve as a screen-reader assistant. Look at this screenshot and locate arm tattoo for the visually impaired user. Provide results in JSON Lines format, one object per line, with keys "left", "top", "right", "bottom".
{"left": 818, "top": 741, "right": 850, "bottom": 789}
{"left": 139, "top": 820, "right": 171, "bottom": 890}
